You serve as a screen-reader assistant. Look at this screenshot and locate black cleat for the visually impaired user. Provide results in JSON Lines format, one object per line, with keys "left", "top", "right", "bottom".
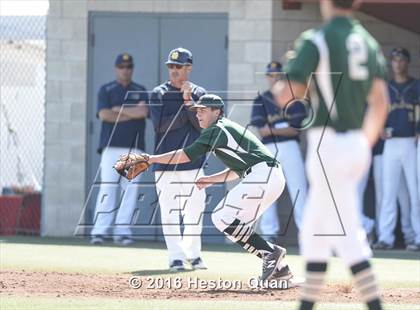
{"left": 372, "top": 241, "right": 393, "bottom": 250}
{"left": 187, "top": 257, "right": 207, "bottom": 270}
{"left": 261, "top": 245, "right": 287, "bottom": 281}
{"left": 271, "top": 264, "right": 294, "bottom": 281}
{"left": 169, "top": 260, "right": 186, "bottom": 272}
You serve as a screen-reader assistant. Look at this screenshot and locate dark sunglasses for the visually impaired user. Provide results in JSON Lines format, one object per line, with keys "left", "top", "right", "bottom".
{"left": 167, "top": 64, "right": 183, "bottom": 69}
{"left": 117, "top": 65, "right": 133, "bottom": 70}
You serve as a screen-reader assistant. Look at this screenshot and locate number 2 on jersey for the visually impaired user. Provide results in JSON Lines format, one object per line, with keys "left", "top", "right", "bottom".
{"left": 346, "top": 33, "right": 368, "bottom": 81}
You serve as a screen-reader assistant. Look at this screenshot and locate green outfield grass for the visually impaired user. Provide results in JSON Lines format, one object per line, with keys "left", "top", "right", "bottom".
{"left": 1, "top": 236, "right": 419, "bottom": 310}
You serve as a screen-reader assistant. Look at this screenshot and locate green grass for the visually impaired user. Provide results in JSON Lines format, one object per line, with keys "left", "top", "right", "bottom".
{"left": 1, "top": 236, "right": 419, "bottom": 310}
{"left": 1, "top": 297, "right": 419, "bottom": 310}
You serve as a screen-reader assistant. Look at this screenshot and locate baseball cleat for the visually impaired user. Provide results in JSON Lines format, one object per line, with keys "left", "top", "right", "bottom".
{"left": 372, "top": 241, "right": 393, "bottom": 250}
{"left": 261, "top": 245, "right": 287, "bottom": 281}
{"left": 406, "top": 243, "right": 420, "bottom": 251}
{"left": 169, "top": 260, "right": 186, "bottom": 272}
{"left": 90, "top": 236, "right": 104, "bottom": 245}
{"left": 187, "top": 257, "right": 207, "bottom": 270}
{"left": 271, "top": 264, "right": 294, "bottom": 281}
{"left": 114, "top": 237, "right": 135, "bottom": 246}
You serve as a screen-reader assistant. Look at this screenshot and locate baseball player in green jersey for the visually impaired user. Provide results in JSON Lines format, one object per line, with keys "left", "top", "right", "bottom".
{"left": 273, "top": 1, "right": 389, "bottom": 309}
{"left": 132, "top": 94, "right": 295, "bottom": 282}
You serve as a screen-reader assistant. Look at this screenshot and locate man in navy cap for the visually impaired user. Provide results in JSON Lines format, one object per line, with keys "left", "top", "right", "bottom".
{"left": 149, "top": 47, "right": 207, "bottom": 271}
{"left": 91, "top": 53, "right": 148, "bottom": 245}
{"left": 251, "top": 61, "right": 308, "bottom": 241}
{"left": 374, "top": 47, "right": 420, "bottom": 251}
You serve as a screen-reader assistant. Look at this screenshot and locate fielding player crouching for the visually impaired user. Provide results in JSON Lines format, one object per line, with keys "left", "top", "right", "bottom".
{"left": 114, "top": 94, "right": 295, "bottom": 282}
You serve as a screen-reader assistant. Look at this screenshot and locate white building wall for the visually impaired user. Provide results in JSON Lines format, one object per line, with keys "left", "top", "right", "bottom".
{"left": 44, "top": 0, "right": 420, "bottom": 236}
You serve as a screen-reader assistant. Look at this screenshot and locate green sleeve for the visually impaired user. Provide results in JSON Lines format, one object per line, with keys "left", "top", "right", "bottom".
{"left": 183, "top": 127, "right": 222, "bottom": 162}
{"left": 285, "top": 37, "right": 319, "bottom": 84}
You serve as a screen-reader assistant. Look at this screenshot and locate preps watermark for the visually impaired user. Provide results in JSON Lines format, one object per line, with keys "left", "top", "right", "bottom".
{"left": 129, "top": 276, "right": 290, "bottom": 290}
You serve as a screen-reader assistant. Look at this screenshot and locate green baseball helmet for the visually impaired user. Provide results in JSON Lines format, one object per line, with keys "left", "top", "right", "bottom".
{"left": 190, "top": 94, "right": 225, "bottom": 110}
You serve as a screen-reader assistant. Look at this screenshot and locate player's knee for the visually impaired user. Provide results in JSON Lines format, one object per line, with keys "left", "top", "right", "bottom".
{"left": 211, "top": 211, "right": 227, "bottom": 232}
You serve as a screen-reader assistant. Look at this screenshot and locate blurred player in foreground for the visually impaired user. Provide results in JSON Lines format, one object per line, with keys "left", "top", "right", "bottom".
{"left": 274, "top": 0, "right": 389, "bottom": 309}
{"left": 115, "top": 94, "right": 296, "bottom": 283}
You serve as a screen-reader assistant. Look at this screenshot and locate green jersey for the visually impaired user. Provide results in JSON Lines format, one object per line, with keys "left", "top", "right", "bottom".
{"left": 285, "top": 16, "right": 387, "bottom": 131}
{"left": 183, "top": 117, "right": 276, "bottom": 178}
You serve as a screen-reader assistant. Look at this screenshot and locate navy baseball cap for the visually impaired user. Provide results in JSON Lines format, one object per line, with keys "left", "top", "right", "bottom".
{"left": 165, "top": 47, "right": 193, "bottom": 66}
{"left": 391, "top": 47, "right": 410, "bottom": 62}
{"left": 190, "top": 94, "right": 224, "bottom": 110}
{"left": 266, "top": 61, "right": 282, "bottom": 75}
{"left": 115, "top": 53, "right": 134, "bottom": 66}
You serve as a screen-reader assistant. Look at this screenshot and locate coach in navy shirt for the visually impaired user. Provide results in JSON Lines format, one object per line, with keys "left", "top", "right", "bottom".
{"left": 149, "top": 48, "right": 207, "bottom": 271}
{"left": 91, "top": 53, "right": 148, "bottom": 246}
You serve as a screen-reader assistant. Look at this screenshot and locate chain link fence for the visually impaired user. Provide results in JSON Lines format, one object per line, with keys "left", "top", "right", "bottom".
{"left": 0, "top": 14, "right": 46, "bottom": 234}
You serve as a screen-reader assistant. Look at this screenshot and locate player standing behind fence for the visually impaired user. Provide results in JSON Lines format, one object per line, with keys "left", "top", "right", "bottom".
{"left": 251, "top": 61, "right": 308, "bottom": 241}
{"left": 274, "top": 1, "right": 389, "bottom": 309}
{"left": 149, "top": 48, "right": 207, "bottom": 272}
{"left": 373, "top": 48, "right": 420, "bottom": 251}
{"left": 91, "top": 53, "right": 148, "bottom": 245}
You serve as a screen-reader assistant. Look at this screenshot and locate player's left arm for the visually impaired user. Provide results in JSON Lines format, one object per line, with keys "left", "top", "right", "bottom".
{"left": 196, "top": 169, "right": 240, "bottom": 190}
{"left": 363, "top": 78, "right": 389, "bottom": 147}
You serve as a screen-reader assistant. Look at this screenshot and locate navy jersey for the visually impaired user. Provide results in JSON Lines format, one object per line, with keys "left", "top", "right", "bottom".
{"left": 386, "top": 78, "right": 419, "bottom": 137}
{"left": 250, "top": 90, "right": 306, "bottom": 144}
{"left": 97, "top": 81, "right": 148, "bottom": 153}
{"left": 149, "top": 81, "right": 206, "bottom": 171}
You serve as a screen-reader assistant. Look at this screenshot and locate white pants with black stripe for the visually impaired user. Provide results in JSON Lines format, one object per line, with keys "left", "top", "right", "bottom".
{"left": 300, "top": 128, "right": 372, "bottom": 266}
{"left": 211, "top": 162, "right": 286, "bottom": 238}
{"left": 155, "top": 169, "right": 206, "bottom": 262}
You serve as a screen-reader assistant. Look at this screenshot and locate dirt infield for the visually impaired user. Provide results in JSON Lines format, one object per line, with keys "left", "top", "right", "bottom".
{"left": 1, "top": 270, "right": 419, "bottom": 304}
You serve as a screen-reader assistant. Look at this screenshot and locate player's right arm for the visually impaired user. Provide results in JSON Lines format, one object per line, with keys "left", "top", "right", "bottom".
{"left": 363, "top": 47, "right": 389, "bottom": 146}
{"left": 149, "top": 126, "right": 219, "bottom": 165}
{"left": 148, "top": 149, "right": 191, "bottom": 165}
{"left": 363, "top": 78, "right": 389, "bottom": 147}
{"left": 97, "top": 86, "right": 131, "bottom": 123}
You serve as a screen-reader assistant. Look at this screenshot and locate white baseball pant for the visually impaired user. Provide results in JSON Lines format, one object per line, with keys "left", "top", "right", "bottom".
{"left": 91, "top": 146, "right": 143, "bottom": 238}
{"left": 155, "top": 169, "right": 206, "bottom": 262}
{"left": 211, "top": 162, "right": 286, "bottom": 235}
{"left": 259, "top": 140, "right": 307, "bottom": 236}
{"left": 300, "top": 128, "right": 372, "bottom": 266}
{"left": 378, "top": 137, "right": 420, "bottom": 245}
{"left": 373, "top": 155, "right": 414, "bottom": 243}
